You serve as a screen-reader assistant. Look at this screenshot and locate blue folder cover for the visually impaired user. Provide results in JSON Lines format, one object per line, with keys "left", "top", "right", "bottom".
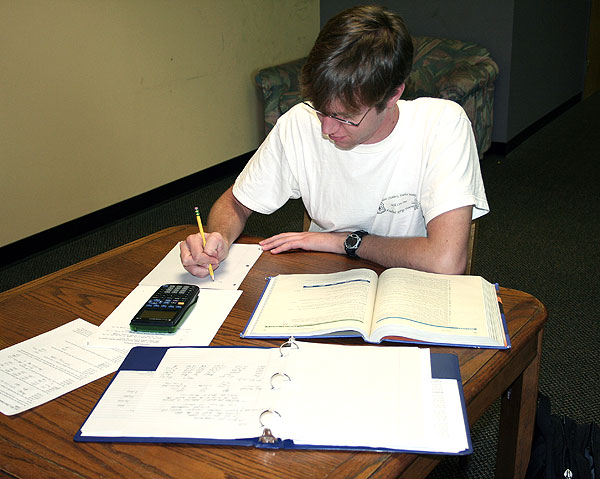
{"left": 74, "top": 345, "right": 473, "bottom": 455}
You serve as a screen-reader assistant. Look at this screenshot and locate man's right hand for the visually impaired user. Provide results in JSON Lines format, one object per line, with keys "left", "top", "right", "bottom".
{"left": 180, "top": 185, "right": 253, "bottom": 277}
{"left": 180, "top": 231, "right": 229, "bottom": 278}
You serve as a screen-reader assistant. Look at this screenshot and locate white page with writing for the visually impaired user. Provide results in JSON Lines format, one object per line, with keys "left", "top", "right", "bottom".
{"left": 78, "top": 370, "right": 154, "bottom": 436}
{"left": 140, "top": 243, "right": 263, "bottom": 290}
{"left": 87, "top": 286, "right": 241, "bottom": 349}
{"left": 0, "top": 319, "right": 126, "bottom": 416}
{"left": 80, "top": 347, "right": 280, "bottom": 439}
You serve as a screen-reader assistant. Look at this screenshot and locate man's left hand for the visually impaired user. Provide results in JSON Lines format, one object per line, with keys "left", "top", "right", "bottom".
{"left": 259, "top": 231, "right": 346, "bottom": 255}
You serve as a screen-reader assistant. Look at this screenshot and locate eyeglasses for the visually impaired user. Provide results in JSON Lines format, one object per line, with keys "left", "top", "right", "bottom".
{"left": 302, "top": 101, "right": 371, "bottom": 127}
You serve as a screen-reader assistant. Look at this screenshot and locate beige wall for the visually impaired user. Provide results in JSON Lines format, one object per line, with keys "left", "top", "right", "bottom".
{"left": 0, "top": 0, "right": 319, "bottom": 248}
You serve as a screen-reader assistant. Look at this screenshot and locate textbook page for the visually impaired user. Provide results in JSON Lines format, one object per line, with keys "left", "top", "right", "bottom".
{"left": 0, "top": 319, "right": 126, "bottom": 416}
{"left": 140, "top": 243, "right": 262, "bottom": 290}
{"left": 88, "top": 286, "right": 241, "bottom": 350}
{"left": 371, "top": 268, "right": 505, "bottom": 346}
{"left": 242, "top": 268, "right": 379, "bottom": 338}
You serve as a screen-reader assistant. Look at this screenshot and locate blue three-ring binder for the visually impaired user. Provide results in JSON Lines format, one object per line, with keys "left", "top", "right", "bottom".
{"left": 74, "top": 343, "right": 472, "bottom": 455}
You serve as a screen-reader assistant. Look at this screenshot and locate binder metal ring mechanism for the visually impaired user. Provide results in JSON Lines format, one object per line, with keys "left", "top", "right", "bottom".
{"left": 270, "top": 372, "right": 291, "bottom": 390}
{"left": 259, "top": 338, "right": 298, "bottom": 444}
{"left": 279, "top": 336, "right": 299, "bottom": 357}
{"left": 259, "top": 409, "right": 282, "bottom": 444}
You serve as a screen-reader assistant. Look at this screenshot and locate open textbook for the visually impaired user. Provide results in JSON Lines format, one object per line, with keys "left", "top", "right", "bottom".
{"left": 241, "top": 268, "right": 509, "bottom": 349}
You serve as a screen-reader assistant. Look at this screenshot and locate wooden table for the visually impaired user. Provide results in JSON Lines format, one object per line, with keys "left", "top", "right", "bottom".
{"left": 0, "top": 225, "right": 547, "bottom": 479}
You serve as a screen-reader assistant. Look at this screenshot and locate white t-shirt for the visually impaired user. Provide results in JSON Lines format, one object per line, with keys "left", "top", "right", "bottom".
{"left": 233, "top": 98, "right": 489, "bottom": 237}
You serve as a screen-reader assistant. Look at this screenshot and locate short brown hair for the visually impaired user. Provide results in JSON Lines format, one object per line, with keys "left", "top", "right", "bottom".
{"left": 300, "top": 5, "right": 413, "bottom": 115}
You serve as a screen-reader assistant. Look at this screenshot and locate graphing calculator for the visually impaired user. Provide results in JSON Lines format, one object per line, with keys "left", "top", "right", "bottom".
{"left": 129, "top": 284, "right": 200, "bottom": 333}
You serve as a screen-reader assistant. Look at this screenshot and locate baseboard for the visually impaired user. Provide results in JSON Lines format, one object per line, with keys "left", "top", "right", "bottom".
{"left": 486, "top": 93, "right": 582, "bottom": 156}
{"left": 0, "top": 151, "right": 255, "bottom": 268}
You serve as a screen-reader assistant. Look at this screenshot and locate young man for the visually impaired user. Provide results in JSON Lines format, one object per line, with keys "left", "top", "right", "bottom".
{"left": 181, "top": 5, "right": 489, "bottom": 277}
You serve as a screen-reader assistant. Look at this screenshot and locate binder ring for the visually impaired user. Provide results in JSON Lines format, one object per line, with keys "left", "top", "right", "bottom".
{"left": 259, "top": 409, "right": 281, "bottom": 428}
{"left": 270, "top": 372, "right": 291, "bottom": 389}
{"left": 279, "top": 336, "right": 299, "bottom": 357}
{"left": 258, "top": 409, "right": 281, "bottom": 444}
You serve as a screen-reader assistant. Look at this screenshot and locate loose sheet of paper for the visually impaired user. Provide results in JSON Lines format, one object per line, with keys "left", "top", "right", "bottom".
{"left": 0, "top": 319, "right": 126, "bottom": 416}
{"left": 87, "top": 287, "right": 242, "bottom": 349}
{"left": 140, "top": 243, "right": 263, "bottom": 290}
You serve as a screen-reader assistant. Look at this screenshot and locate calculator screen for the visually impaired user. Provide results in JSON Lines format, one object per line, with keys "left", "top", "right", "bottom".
{"left": 139, "top": 310, "right": 177, "bottom": 320}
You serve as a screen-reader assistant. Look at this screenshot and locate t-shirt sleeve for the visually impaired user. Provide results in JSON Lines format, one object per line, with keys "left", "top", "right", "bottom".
{"left": 232, "top": 120, "right": 301, "bottom": 214}
{"left": 420, "top": 103, "right": 489, "bottom": 224}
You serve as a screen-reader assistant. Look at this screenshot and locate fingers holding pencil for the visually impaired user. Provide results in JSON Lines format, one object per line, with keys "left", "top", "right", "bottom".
{"left": 194, "top": 207, "right": 215, "bottom": 281}
{"left": 179, "top": 209, "right": 224, "bottom": 279}
{"left": 180, "top": 236, "right": 220, "bottom": 278}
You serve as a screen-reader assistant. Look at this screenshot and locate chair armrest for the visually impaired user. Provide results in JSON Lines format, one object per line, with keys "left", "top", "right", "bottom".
{"left": 437, "top": 58, "right": 500, "bottom": 102}
{"left": 404, "top": 36, "right": 499, "bottom": 102}
{"left": 438, "top": 57, "right": 499, "bottom": 101}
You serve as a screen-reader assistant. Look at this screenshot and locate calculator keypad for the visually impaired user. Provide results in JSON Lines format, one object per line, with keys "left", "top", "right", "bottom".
{"left": 145, "top": 285, "right": 196, "bottom": 311}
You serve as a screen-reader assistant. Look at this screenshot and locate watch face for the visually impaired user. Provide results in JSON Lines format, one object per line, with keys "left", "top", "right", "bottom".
{"left": 345, "top": 234, "right": 359, "bottom": 249}
{"left": 345, "top": 231, "right": 367, "bottom": 257}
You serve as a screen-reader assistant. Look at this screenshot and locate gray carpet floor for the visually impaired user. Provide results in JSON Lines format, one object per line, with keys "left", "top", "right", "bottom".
{"left": 432, "top": 92, "right": 600, "bottom": 477}
{"left": 1, "top": 92, "right": 599, "bottom": 478}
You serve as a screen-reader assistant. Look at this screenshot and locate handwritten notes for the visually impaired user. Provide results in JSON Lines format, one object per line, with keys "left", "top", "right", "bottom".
{"left": 80, "top": 347, "right": 278, "bottom": 439}
{"left": 77, "top": 343, "right": 460, "bottom": 452}
{"left": 0, "top": 319, "right": 126, "bottom": 415}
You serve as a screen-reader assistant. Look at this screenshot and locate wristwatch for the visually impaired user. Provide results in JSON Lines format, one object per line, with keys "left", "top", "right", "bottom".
{"left": 344, "top": 230, "right": 368, "bottom": 258}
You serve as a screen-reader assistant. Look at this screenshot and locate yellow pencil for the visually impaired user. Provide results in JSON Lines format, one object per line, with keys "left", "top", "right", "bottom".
{"left": 194, "top": 207, "right": 214, "bottom": 281}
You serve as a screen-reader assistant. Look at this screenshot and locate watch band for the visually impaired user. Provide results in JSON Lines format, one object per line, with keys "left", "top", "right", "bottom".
{"left": 344, "top": 230, "right": 368, "bottom": 258}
